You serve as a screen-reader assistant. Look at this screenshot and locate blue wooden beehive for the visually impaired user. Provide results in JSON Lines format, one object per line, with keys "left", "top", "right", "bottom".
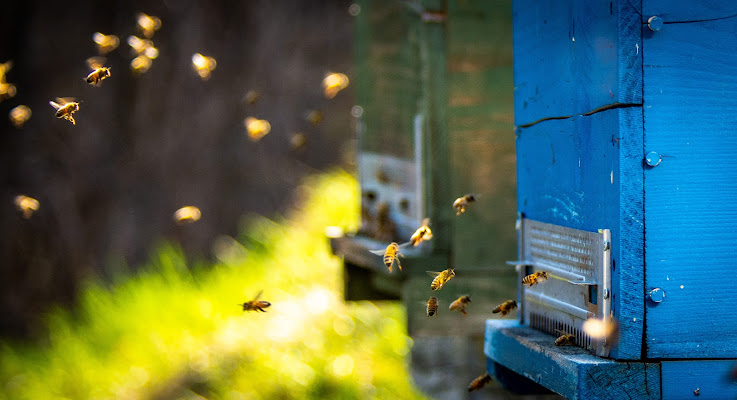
{"left": 485, "top": 0, "right": 737, "bottom": 398}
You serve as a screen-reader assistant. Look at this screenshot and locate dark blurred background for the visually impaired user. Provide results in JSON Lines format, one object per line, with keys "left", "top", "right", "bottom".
{"left": 0, "top": 0, "right": 355, "bottom": 336}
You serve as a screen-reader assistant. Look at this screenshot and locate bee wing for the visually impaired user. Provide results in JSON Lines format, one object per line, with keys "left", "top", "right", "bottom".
{"left": 421, "top": 218, "right": 430, "bottom": 228}
{"left": 252, "top": 290, "right": 263, "bottom": 301}
{"left": 49, "top": 101, "right": 62, "bottom": 110}
{"left": 86, "top": 56, "right": 106, "bottom": 69}
{"left": 56, "top": 97, "right": 76, "bottom": 105}
{"left": 398, "top": 242, "right": 412, "bottom": 249}
{"left": 426, "top": 271, "right": 442, "bottom": 278}
{"left": 369, "top": 249, "right": 385, "bottom": 255}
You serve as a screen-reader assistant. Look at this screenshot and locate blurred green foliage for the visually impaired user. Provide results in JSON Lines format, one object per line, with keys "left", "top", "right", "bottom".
{"left": 0, "top": 170, "right": 429, "bottom": 400}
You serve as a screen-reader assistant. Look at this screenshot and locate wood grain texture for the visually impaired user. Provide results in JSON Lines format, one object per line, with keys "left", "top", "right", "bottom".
{"left": 485, "top": 320, "right": 661, "bottom": 399}
{"left": 661, "top": 360, "right": 737, "bottom": 400}
{"left": 643, "top": 16, "right": 737, "bottom": 358}
{"left": 643, "top": 1, "right": 737, "bottom": 23}
{"left": 512, "top": 0, "right": 642, "bottom": 126}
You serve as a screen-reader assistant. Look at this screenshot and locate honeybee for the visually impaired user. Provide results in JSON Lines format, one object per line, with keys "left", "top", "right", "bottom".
{"left": 92, "top": 32, "right": 120, "bottom": 54}
{"left": 449, "top": 295, "right": 471, "bottom": 316}
{"left": 306, "top": 109, "right": 324, "bottom": 126}
{"left": 173, "top": 206, "right": 201, "bottom": 224}
{"left": 522, "top": 271, "right": 549, "bottom": 287}
{"left": 0, "top": 82, "right": 16, "bottom": 102}
{"left": 453, "top": 194, "right": 476, "bottom": 215}
{"left": 85, "top": 57, "right": 111, "bottom": 86}
{"left": 374, "top": 202, "right": 397, "bottom": 242}
{"left": 426, "top": 296, "right": 438, "bottom": 317}
{"left": 370, "top": 242, "right": 405, "bottom": 272}
{"left": 244, "top": 89, "right": 260, "bottom": 104}
{"left": 555, "top": 331, "right": 576, "bottom": 346}
{"left": 0, "top": 60, "right": 12, "bottom": 81}
{"left": 428, "top": 268, "right": 455, "bottom": 290}
{"left": 9, "top": 105, "right": 31, "bottom": 128}
{"left": 467, "top": 372, "right": 492, "bottom": 392}
{"left": 492, "top": 300, "right": 517, "bottom": 317}
{"left": 14, "top": 195, "right": 39, "bottom": 219}
{"left": 583, "top": 315, "right": 620, "bottom": 345}
{"left": 192, "top": 53, "right": 217, "bottom": 80}
{"left": 322, "top": 72, "right": 349, "bottom": 99}
{"left": 240, "top": 290, "right": 271, "bottom": 312}
{"left": 409, "top": 218, "right": 432, "bottom": 246}
{"left": 136, "top": 12, "right": 162, "bottom": 38}
{"left": 49, "top": 98, "right": 79, "bottom": 125}
{"left": 244, "top": 117, "right": 271, "bottom": 141}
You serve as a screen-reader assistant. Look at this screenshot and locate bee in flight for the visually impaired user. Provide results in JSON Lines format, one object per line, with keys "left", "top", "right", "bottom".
{"left": 428, "top": 268, "right": 455, "bottom": 290}
{"left": 453, "top": 194, "right": 476, "bottom": 215}
{"left": 583, "top": 314, "right": 620, "bottom": 346}
{"left": 85, "top": 57, "right": 111, "bottom": 86}
{"left": 467, "top": 372, "right": 492, "bottom": 392}
{"left": 49, "top": 98, "right": 79, "bottom": 125}
{"left": 426, "top": 296, "right": 438, "bottom": 317}
{"left": 492, "top": 300, "right": 517, "bottom": 317}
{"left": 240, "top": 290, "right": 271, "bottom": 312}
{"left": 409, "top": 218, "right": 432, "bottom": 246}
{"left": 14, "top": 195, "right": 39, "bottom": 219}
{"left": 449, "top": 295, "right": 471, "bottom": 316}
{"left": 555, "top": 330, "right": 576, "bottom": 346}
{"left": 370, "top": 242, "right": 406, "bottom": 272}
{"left": 173, "top": 206, "right": 201, "bottom": 224}
{"left": 522, "top": 270, "right": 549, "bottom": 287}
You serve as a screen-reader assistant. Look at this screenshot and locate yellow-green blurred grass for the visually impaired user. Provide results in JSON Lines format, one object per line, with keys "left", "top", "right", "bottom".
{"left": 0, "top": 170, "right": 429, "bottom": 400}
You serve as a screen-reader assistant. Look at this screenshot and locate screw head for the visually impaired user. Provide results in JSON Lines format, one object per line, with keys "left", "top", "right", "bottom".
{"left": 648, "top": 16, "right": 663, "bottom": 31}
{"left": 648, "top": 288, "right": 665, "bottom": 303}
{"left": 645, "top": 151, "right": 662, "bottom": 167}
{"left": 604, "top": 289, "right": 610, "bottom": 299}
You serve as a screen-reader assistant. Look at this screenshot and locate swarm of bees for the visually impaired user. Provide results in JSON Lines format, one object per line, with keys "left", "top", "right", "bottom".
{"left": 240, "top": 290, "right": 271, "bottom": 312}
{"left": 173, "top": 206, "right": 202, "bottom": 225}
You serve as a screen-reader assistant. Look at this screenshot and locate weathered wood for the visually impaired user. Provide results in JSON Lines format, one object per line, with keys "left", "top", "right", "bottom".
{"left": 661, "top": 360, "right": 737, "bottom": 400}
{"left": 512, "top": 0, "right": 642, "bottom": 126}
{"left": 485, "top": 320, "right": 661, "bottom": 399}
{"left": 642, "top": 1, "right": 737, "bottom": 23}
{"left": 643, "top": 15, "right": 737, "bottom": 358}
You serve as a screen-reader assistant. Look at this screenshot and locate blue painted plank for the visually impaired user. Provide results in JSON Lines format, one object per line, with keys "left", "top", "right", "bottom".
{"left": 512, "top": 0, "right": 641, "bottom": 126}
{"left": 484, "top": 320, "right": 661, "bottom": 400}
{"left": 643, "top": 17, "right": 737, "bottom": 358}
{"left": 661, "top": 360, "right": 737, "bottom": 399}
{"left": 643, "top": 1, "right": 737, "bottom": 23}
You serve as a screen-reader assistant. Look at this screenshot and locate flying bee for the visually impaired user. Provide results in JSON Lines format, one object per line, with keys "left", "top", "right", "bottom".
{"left": 0, "top": 60, "right": 12, "bottom": 81}
{"left": 244, "top": 117, "right": 271, "bottom": 141}
{"left": 127, "top": 36, "right": 159, "bottom": 59}
{"left": 492, "top": 300, "right": 518, "bottom": 317}
{"left": 92, "top": 32, "right": 120, "bottom": 54}
{"left": 453, "top": 194, "right": 476, "bottom": 215}
{"left": 522, "top": 270, "right": 549, "bottom": 287}
{"left": 173, "top": 206, "right": 201, "bottom": 224}
{"left": 49, "top": 98, "right": 79, "bottom": 125}
{"left": 85, "top": 57, "right": 111, "bottom": 86}
{"left": 555, "top": 331, "right": 576, "bottom": 346}
{"left": 426, "top": 296, "right": 438, "bottom": 317}
{"left": 467, "top": 372, "right": 492, "bottom": 392}
{"left": 0, "top": 82, "right": 16, "bottom": 102}
{"left": 136, "top": 12, "right": 162, "bottom": 38}
{"left": 306, "top": 109, "right": 324, "bottom": 126}
{"left": 583, "top": 314, "right": 620, "bottom": 346}
{"left": 191, "top": 53, "right": 217, "bottom": 80}
{"left": 9, "top": 105, "right": 31, "bottom": 128}
{"left": 370, "top": 242, "right": 405, "bottom": 272}
{"left": 409, "top": 218, "right": 432, "bottom": 246}
{"left": 449, "top": 295, "right": 471, "bottom": 316}
{"left": 240, "top": 290, "right": 271, "bottom": 312}
{"left": 428, "top": 268, "right": 455, "bottom": 290}
{"left": 14, "top": 195, "right": 39, "bottom": 219}
{"left": 322, "top": 72, "right": 349, "bottom": 99}
{"left": 244, "top": 89, "right": 260, "bottom": 104}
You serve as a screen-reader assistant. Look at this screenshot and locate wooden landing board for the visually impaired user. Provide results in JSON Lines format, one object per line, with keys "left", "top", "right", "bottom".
{"left": 661, "top": 360, "right": 737, "bottom": 399}
{"left": 512, "top": 0, "right": 641, "bottom": 126}
{"left": 643, "top": 1, "right": 737, "bottom": 23}
{"left": 484, "top": 320, "right": 661, "bottom": 399}
{"left": 643, "top": 16, "right": 737, "bottom": 358}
